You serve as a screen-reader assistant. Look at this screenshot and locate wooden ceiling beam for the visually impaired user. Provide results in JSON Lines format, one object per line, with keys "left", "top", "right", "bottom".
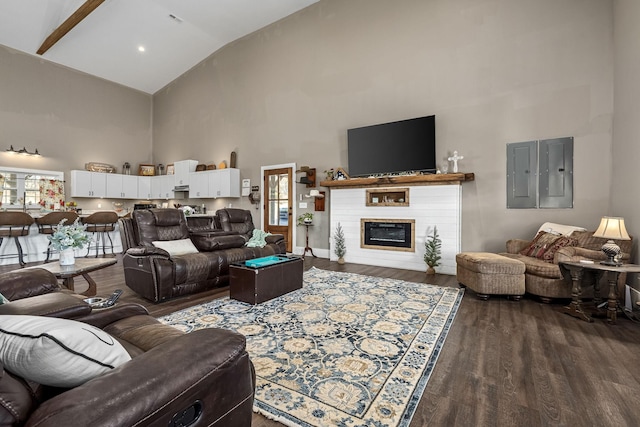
{"left": 37, "top": 0, "right": 106, "bottom": 55}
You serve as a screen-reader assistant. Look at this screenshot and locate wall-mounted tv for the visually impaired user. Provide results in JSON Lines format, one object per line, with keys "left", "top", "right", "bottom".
{"left": 347, "top": 115, "right": 436, "bottom": 177}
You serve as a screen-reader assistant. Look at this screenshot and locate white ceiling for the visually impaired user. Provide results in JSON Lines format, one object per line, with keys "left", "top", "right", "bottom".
{"left": 0, "top": 0, "right": 318, "bottom": 94}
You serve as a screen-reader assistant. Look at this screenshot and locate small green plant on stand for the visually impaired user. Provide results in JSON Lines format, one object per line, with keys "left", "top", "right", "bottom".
{"left": 424, "top": 226, "right": 442, "bottom": 275}
{"left": 334, "top": 222, "right": 346, "bottom": 264}
{"left": 297, "top": 212, "right": 314, "bottom": 225}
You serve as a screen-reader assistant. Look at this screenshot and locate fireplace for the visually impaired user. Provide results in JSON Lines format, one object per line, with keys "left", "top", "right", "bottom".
{"left": 329, "top": 184, "right": 461, "bottom": 274}
{"left": 361, "top": 219, "right": 415, "bottom": 252}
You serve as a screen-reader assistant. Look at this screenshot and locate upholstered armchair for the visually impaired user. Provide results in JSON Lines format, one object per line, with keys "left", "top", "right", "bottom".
{"left": 0, "top": 268, "right": 90, "bottom": 319}
{"left": 0, "top": 268, "right": 255, "bottom": 427}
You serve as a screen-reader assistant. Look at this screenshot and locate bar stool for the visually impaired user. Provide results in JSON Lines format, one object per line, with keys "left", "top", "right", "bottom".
{"left": 0, "top": 212, "right": 34, "bottom": 267}
{"left": 82, "top": 211, "right": 119, "bottom": 257}
{"left": 35, "top": 211, "right": 80, "bottom": 262}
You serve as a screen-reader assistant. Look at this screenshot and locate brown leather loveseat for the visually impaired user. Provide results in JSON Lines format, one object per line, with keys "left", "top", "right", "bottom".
{"left": 0, "top": 268, "right": 255, "bottom": 427}
{"left": 120, "top": 208, "right": 285, "bottom": 302}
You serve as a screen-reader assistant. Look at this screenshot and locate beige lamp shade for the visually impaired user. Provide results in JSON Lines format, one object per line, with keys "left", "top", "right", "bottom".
{"left": 593, "top": 216, "right": 630, "bottom": 240}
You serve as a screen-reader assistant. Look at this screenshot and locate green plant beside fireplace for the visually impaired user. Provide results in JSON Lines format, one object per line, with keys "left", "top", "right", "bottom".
{"left": 334, "top": 222, "right": 346, "bottom": 264}
{"left": 424, "top": 226, "right": 442, "bottom": 274}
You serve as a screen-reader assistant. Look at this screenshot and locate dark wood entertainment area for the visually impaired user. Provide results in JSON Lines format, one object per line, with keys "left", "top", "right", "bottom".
{"left": 319, "top": 172, "right": 475, "bottom": 188}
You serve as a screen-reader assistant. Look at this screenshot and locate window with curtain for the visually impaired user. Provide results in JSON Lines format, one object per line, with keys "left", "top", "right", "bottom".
{"left": 0, "top": 167, "right": 64, "bottom": 209}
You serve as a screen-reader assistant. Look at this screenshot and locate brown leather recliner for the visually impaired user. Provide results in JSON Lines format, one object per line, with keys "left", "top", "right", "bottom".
{"left": 120, "top": 208, "right": 285, "bottom": 302}
{"left": 0, "top": 268, "right": 255, "bottom": 427}
{"left": 217, "top": 208, "right": 257, "bottom": 240}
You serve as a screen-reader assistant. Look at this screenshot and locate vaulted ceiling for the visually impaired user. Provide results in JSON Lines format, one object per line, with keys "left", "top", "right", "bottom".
{"left": 0, "top": 0, "right": 318, "bottom": 94}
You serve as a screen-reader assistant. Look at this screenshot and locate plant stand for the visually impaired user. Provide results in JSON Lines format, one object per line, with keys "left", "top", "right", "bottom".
{"left": 300, "top": 224, "right": 316, "bottom": 259}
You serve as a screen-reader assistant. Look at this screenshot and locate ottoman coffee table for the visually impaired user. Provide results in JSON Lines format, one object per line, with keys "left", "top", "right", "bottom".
{"left": 230, "top": 255, "right": 303, "bottom": 304}
{"left": 456, "top": 252, "right": 526, "bottom": 300}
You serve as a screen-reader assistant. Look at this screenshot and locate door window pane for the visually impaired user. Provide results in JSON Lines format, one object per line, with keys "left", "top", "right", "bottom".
{"left": 267, "top": 173, "right": 289, "bottom": 226}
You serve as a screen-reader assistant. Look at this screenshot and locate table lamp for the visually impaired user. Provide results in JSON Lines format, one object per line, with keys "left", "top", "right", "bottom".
{"left": 592, "top": 216, "right": 630, "bottom": 266}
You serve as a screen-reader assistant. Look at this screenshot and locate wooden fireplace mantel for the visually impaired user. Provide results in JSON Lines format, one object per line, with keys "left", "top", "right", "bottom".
{"left": 320, "top": 172, "right": 474, "bottom": 188}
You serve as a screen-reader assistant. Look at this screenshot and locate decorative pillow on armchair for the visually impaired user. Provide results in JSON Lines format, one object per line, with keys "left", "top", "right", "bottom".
{"left": 519, "top": 231, "right": 561, "bottom": 259}
{"left": 0, "top": 315, "right": 131, "bottom": 388}
{"left": 541, "top": 235, "right": 578, "bottom": 263}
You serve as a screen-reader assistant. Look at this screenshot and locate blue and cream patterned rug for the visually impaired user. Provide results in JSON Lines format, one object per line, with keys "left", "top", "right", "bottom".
{"left": 159, "top": 267, "right": 464, "bottom": 427}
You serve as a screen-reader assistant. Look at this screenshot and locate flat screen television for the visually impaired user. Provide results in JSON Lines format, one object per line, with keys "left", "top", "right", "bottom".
{"left": 347, "top": 115, "right": 436, "bottom": 177}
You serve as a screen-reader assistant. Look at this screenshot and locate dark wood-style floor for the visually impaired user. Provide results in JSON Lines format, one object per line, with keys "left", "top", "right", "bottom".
{"left": 5, "top": 255, "right": 640, "bottom": 426}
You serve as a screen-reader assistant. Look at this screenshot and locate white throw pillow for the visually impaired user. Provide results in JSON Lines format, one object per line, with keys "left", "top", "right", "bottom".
{"left": 0, "top": 315, "right": 131, "bottom": 388}
{"left": 537, "top": 222, "right": 587, "bottom": 236}
{"left": 152, "top": 238, "right": 199, "bottom": 256}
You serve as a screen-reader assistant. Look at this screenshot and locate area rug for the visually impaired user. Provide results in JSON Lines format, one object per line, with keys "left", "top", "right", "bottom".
{"left": 159, "top": 267, "right": 464, "bottom": 427}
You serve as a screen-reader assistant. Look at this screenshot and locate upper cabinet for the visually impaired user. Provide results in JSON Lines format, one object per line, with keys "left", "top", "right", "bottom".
{"left": 70, "top": 170, "right": 106, "bottom": 198}
{"left": 138, "top": 176, "right": 152, "bottom": 200}
{"left": 189, "top": 169, "right": 240, "bottom": 199}
{"left": 173, "top": 160, "right": 198, "bottom": 187}
{"left": 105, "top": 174, "right": 139, "bottom": 199}
{"left": 214, "top": 168, "right": 240, "bottom": 198}
{"left": 69, "top": 167, "right": 239, "bottom": 200}
{"left": 150, "top": 175, "right": 175, "bottom": 200}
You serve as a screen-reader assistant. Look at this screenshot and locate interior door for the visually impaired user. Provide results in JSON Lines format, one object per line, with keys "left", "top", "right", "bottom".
{"left": 264, "top": 167, "right": 293, "bottom": 252}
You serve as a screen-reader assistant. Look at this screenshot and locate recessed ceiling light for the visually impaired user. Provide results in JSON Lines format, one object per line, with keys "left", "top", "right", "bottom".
{"left": 138, "top": 46, "right": 146, "bottom": 53}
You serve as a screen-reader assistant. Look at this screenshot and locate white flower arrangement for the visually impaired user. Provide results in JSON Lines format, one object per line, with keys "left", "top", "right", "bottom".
{"left": 180, "top": 206, "right": 195, "bottom": 216}
{"left": 48, "top": 219, "right": 91, "bottom": 250}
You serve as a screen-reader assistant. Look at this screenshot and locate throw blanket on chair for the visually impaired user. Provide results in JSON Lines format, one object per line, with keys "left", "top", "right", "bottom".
{"left": 245, "top": 229, "right": 272, "bottom": 248}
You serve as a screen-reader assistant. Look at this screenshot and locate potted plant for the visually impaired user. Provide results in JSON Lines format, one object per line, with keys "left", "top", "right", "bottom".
{"left": 48, "top": 218, "right": 91, "bottom": 266}
{"left": 334, "top": 222, "right": 346, "bottom": 264}
{"left": 297, "top": 212, "right": 314, "bottom": 225}
{"left": 424, "top": 226, "right": 442, "bottom": 275}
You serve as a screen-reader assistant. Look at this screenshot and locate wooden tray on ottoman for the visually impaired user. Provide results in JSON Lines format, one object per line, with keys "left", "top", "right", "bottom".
{"left": 230, "top": 256, "right": 303, "bottom": 304}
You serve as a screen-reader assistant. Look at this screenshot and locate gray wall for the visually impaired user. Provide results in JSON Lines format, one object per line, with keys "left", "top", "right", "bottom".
{"left": 613, "top": 0, "right": 640, "bottom": 271}
{"left": 153, "top": 0, "right": 617, "bottom": 252}
{"left": 0, "top": 45, "right": 152, "bottom": 211}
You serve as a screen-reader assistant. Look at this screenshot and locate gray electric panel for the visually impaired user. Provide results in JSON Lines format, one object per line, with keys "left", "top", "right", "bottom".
{"left": 506, "top": 141, "right": 537, "bottom": 208}
{"left": 539, "top": 137, "right": 573, "bottom": 208}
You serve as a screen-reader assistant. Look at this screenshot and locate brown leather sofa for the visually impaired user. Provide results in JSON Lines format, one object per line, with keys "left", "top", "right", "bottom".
{"left": 120, "top": 208, "right": 285, "bottom": 302}
{"left": 0, "top": 268, "right": 255, "bottom": 427}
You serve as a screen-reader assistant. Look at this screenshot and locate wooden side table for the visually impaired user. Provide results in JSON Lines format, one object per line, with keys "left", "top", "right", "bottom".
{"left": 559, "top": 261, "right": 640, "bottom": 324}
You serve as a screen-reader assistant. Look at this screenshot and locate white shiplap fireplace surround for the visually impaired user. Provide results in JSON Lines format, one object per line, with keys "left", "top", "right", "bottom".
{"left": 325, "top": 173, "right": 475, "bottom": 275}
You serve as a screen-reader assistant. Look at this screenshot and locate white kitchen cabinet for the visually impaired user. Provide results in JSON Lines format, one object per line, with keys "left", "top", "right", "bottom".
{"left": 173, "top": 160, "right": 198, "bottom": 187}
{"left": 138, "top": 176, "right": 152, "bottom": 199}
{"left": 70, "top": 170, "right": 106, "bottom": 198}
{"left": 188, "top": 171, "right": 210, "bottom": 198}
{"left": 106, "top": 174, "right": 139, "bottom": 199}
{"left": 150, "top": 175, "right": 175, "bottom": 199}
{"left": 211, "top": 168, "right": 240, "bottom": 198}
{"left": 187, "top": 169, "right": 239, "bottom": 198}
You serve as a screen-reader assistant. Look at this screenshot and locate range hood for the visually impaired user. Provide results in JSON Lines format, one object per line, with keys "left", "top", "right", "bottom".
{"left": 173, "top": 185, "right": 189, "bottom": 192}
